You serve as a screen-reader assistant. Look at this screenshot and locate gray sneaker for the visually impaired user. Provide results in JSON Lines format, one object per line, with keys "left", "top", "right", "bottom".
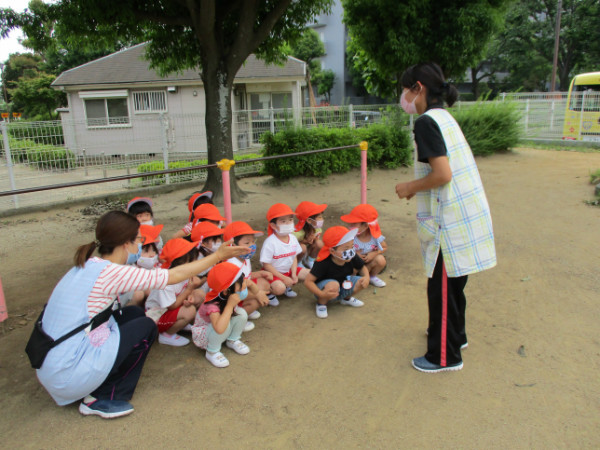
{"left": 79, "top": 399, "right": 134, "bottom": 419}
{"left": 411, "top": 356, "right": 463, "bottom": 373}
{"left": 340, "top": 297, "right": 364, "bottom": 307}
{"left": 316, "top": 304, "right": 328, "bottom": 319}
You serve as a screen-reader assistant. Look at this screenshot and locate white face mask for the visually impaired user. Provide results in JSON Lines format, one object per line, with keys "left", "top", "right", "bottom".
{"left": 310, "top": 218, "right": 324, "bottom": 229}
{"left": 140, "top": 219, "right": 154, "bottom": 226}
{"left": 400, "top": 86, "right": 421, "bottom": 115}
{"left": 202, "top": 241, "right": 222, "bottom": 254}
{"left": 136, "top": 255, "right": 158, "bottom": 269}
{"left": 276, "top": 223, "right": 295, "bottom": 236}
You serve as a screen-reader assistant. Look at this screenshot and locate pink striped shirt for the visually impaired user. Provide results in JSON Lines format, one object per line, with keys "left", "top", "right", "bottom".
{"left": 87, "top": 257, "right": 169, "bottom": 318}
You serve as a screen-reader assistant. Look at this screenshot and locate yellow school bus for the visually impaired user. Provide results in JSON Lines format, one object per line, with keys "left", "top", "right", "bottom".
{"left": 563, "top": 72, "right": 600, "bottom": 141}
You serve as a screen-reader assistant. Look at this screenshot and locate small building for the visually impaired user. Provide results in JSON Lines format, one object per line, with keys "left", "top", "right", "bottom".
{"left": 51, "top": 43, "right": 306, "bottom": 156}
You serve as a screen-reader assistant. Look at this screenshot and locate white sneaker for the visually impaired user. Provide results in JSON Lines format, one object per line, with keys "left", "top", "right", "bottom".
{"left": 268, "top": 295, "right": 279, "bottom": 306}
{"left": 316, "top": 304, "right": 328, "bottom": 319}
{"left": 340, "top": 297, "right": 364, "bottom": 308}
{"left": 248, "top": 310, "right": 261, "bottom": 320}
{"left": 284, "top": 287, "right": 297, "bottom": 298}
{"left": 226, "top": 339, "right": 250, "bottom": 355}
{"left": 369, "top": 276, "right": 387, "bottom": 287}
{"left": 244, "top": 321, "right": 255, "bottom": 332}
{"left": 158, "top": 332, "right": 190, "bottom": 347}
{"left": 205, "top": 351, "right": 229, "bottom": 368}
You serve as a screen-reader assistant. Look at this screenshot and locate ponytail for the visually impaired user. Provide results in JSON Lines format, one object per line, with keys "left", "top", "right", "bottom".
{"left": 401, "top": 62, "right": 458, "bottom": 108}
{"left": 72, "top": 210, "right": 139, "bottom": 268}
{"left": 74, "top": 242, "right": 97, "bottom": 267}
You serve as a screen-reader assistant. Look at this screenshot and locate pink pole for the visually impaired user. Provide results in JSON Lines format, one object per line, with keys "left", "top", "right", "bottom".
{"left": 0, "top": 276, "right": 7, "bottom": 322}
{"left": 217, "top": 159, "right": 235, "bottom": 225}
{"left": 360, "top": 141, "right": 368, "bottom": 204}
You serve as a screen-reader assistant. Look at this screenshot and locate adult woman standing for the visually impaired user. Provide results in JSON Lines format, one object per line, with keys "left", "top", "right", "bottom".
{"left": 35, "top": 211, "right": 247, "bottom": 418}
{"left": 395, "top": 63, "right": 496, "bottom": 373}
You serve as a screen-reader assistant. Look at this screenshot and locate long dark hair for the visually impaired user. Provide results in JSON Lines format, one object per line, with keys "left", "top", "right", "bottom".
{"left": 74, "top": 211, "right": 139, "bottom": 267}
{"left": 400, "top": 62, "right": 458, "bottom": 108}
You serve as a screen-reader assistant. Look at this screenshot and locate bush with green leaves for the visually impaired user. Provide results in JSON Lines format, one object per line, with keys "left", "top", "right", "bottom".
{"left": 0, "top": 134, "right": 74, "bottom": 169}
{"left": 261, "top": 125, "right": 412, "bottom": 179}
{"left": 137, "top": 153, "right": 262, "bottom": 185}
{"left": 451, "top": 101, "right": 521, "bottom": 155}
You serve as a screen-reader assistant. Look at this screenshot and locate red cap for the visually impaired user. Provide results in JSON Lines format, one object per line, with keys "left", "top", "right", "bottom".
{"left": 187, "top": 191, "right": 213, "bottom": 221}
{"left": 191, "top": 221, "right": 224, "bottom": 244}
{"left": 317, "top": 226, "right": 358, "bottom": 261}
{"left": 295, "top": 201, "right": 327, "bottom": 231}
{"left": 127, "top": 197, "right": 153, "bottom": 212}
{"left": 205, "top": 262, "right": 244, "bottom": 302}
{"left": 159, "top": 238, "right": 199, "bottom": 268}
{"left": 193, "top": 203, "right": 226, "bottom": 223}
{"left": 139, "top": 224, "right": 164, "bottom": 245}
{"left": 223, "top": 221, "right": 264, "bottom": 242}
{"left": 266, "top": 203, "right": 295, "bottom": 235}
{"left": 340, "top": 204, "right": 381, "bottom": 238}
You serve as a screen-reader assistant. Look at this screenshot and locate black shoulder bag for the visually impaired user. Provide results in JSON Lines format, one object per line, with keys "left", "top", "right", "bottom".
{"left": 25, "top": 304, "right": 115, "bottom": 369}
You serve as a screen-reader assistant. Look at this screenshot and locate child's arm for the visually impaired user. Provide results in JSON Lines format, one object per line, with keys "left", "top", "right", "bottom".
{"left": 358, "top": 265, "right": 370, "bottom": 289}
{"left": 247, "top": 279, "right": 270, "bottom": 306}
{"left": 171, "top": 229, "right": 187, "bottom": 239}
{"left": 363, "top": 239, "right": 388, "bottom": 263}
{"left": 209, "top": 294, "right": 239, "bottom": 334}
{"left": 251, "top": 270, "right": 273, "bottom": 281}
{"left": 169, "top": 276, "right": 201, "bottom": 309}
{"left": 262, "top": 263, "right": 293, "bottom": 287}
{"left": 290, "top": 258, "right": 299, "bottom": 284}
{"left": 304, "top": 273, "right": 339, "bottom": 302}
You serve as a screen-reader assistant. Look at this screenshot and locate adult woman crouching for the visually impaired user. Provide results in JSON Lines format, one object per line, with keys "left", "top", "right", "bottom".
{"left": 35, "top": 211, "right": 248, "bottom": 419}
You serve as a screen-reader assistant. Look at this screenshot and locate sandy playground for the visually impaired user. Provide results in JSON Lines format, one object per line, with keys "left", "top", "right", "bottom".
{"left": 0, "top": 147, "right": 599, "bottom": 448}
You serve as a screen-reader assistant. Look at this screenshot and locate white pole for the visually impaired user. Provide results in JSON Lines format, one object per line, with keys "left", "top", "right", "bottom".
{"left": 1, "top": 121, "right": 19, "bottom": 208}
{"left": 160, "top": 113, "right": 170, "bottom": 185}
{"left": 578, "top": 91, "right": 586, "bottom": 141}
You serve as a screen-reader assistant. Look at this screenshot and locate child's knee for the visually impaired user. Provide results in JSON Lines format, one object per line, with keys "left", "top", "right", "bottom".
{"left": 181, "top": 305, "right": 196, "bottom": 322}
{"left": 271, "top": 281, "right": 286, "bottom": 295}
{"left": 375, "top": 254, "right": 386, "bottom": 268}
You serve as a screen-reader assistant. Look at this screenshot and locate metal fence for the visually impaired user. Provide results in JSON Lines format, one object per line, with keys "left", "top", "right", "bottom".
{"left": 1, "top": 95, "right": 596, "bottom": 212}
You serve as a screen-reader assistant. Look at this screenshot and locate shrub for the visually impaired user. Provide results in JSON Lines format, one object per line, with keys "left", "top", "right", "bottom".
{"left": 451, "top": 101, "right": 521, "bottom": 155}
{"left": 137, "top": 153, "right": 262, "bottom": 185}
{"left": 261, "top": 125, "right": 412, "bottom": 179}
{"left": 24, "top": 145, "right": 75, "bottom": 170}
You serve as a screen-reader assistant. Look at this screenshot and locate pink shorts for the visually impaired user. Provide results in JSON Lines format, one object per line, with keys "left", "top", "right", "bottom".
{"left": 157, "top": 307, "right": 181, "bottom": 333}
{"left": 268, "top": 267, "right": 303, "bottom": 284}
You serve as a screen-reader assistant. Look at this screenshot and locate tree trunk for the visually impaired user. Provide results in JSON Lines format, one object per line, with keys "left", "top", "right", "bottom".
{"left": 471, "top": 67, "right": 480, "bottom": 99}
{"left": 201, "top": 68, "right": 247, "bottom": 205}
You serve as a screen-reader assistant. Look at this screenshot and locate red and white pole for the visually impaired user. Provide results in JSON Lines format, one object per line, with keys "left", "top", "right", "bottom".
{"left": 217, "top": 159, "right": 235, "bottom": 225}
{"left": 0, "top": 276, "right": 7, "bottom": 322}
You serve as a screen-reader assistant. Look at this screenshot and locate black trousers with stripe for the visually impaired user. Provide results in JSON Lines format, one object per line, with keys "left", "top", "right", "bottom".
{"left": 425, "top": 251, "right": 468, "bottom": 367}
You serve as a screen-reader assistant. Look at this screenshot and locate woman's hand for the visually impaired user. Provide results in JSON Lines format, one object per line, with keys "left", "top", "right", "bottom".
{"left": 395, "top": 182, "right": 415, "bottom": 200}
{"left": 215, "top": 239, "right": 250, "bottom": 261}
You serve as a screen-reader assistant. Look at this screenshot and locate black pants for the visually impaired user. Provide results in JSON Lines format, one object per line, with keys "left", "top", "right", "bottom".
{"left": 92, "top": 306, "right": 157, "bottom": 402}
{"left": 425, "top": 252, "right": 468, "bottom": 367}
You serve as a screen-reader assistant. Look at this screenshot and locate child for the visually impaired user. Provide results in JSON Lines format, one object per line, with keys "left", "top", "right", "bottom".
{"left": 223, "top": 221, "right": 271, "bottom": 330}
{"left": 127, "top": 197, "right": 164, "bottom": 250}
{"left": 126, "top": 197, "right": 154, "bottom": 225}
{"left": 341, "top": 204, "right": 388, "bottom": 288}
{"left": 260, "top": 203, "right": 309, "bottom": 306}
{"left": 304, "top": 226, "right": 370, "bottom": 319}
{"left": 293, "top": 201, "right": 327, "bottom": 269}
{"left": 191, "top": 262, "right": 251, "bottom": 368}
{"left": 191, "top": 221, "right": 224, "bottom": 277}
{"left": 145, "top": 239, "right": 204, "bottom": 346}
{"left": 118, "top": 223, "right": 164, "bottom": 308}
{"left": 173, "top": 203, "right": 226, "bottom": 239}
{"left": 187, "top": 191, "right": 213, "bottom": 222}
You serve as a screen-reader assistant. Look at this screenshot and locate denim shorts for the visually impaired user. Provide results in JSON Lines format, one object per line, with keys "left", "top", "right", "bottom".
{"left": 315, "top": 275, "right": 362, "bottom": 302}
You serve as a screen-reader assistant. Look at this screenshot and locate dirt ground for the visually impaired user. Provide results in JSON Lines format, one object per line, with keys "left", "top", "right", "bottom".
{"left": 0, "top": 147, "right": 599, "bottom": 448}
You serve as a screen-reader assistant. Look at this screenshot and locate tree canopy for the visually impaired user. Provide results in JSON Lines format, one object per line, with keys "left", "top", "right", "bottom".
{"left": 1, "top": 0, "right": 333, "bottom": 201}
{"left": 484, "top": 0, "right": 600, "bottom": 92}
{"left": 342, "top": 0, "right": 509, "bottom": 100}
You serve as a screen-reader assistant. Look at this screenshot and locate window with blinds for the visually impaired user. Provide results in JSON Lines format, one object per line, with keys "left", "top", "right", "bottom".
{"left": 132, "top": 91, "right": 167, "bottom": 113}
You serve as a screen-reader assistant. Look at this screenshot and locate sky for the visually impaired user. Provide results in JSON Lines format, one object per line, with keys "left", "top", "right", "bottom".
{"left": 0, "top": 0, "right": 37, "bottom": 64}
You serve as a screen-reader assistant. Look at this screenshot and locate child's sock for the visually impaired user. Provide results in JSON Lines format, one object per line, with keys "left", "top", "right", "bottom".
{"left": 268, "top": 293, "right": 279, "bottom": 306}
{"left": 305, "top": 256, "right": 315, "bottom": 268}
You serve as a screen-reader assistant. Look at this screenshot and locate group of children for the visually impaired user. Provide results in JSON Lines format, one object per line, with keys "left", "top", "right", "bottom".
{"left": 122, "top": 192, "right": 388, "bottom": 368}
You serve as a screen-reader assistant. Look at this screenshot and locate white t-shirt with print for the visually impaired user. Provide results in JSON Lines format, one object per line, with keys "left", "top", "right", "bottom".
{"left": 260, "top": 233, "right": 302, "bottom": 274}
{"left": 228, "top": 257, "right": 251, "bottom": 279}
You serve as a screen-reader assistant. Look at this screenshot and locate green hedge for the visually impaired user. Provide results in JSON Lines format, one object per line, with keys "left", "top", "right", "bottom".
{"left": 137, "top": 153, "right": 262, "bottom": 185}
{"left": 261, "top": 124, "right": 412, "bottom": 179}
{"left": 452, "top": 101, "right": 521, "bottom": 155}
{"left": 0, "top": 135, "right": 74, "bottom": 169}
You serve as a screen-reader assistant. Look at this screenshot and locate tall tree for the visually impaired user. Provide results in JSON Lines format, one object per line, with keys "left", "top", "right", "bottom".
{"left": 483, "top": 0, "right": 600, "bottom": 92}
{"left": 1, "top": 0, "right": 332, "bottom": 202}
{"left": 342, "top": 0, "right": 509, "bottom": 101}
{"left": 290, "top": 28, "right": 325, "bottom": 108}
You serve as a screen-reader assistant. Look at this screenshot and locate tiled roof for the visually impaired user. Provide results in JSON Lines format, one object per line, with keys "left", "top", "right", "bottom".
{"left": 52, "top": 43, "right": 305, "bottom": 87}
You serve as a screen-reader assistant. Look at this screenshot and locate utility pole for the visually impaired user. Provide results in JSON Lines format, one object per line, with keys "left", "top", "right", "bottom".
{"left": 550, "top": 0, "right": 562, "bottom": 91}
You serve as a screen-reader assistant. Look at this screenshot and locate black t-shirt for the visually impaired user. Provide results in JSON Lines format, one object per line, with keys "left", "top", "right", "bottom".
{"left": 413, "top": 104, "right": 447, "bottom": 164}
{"left": 310, "top": 254, "right": 365, "bottom": 284}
